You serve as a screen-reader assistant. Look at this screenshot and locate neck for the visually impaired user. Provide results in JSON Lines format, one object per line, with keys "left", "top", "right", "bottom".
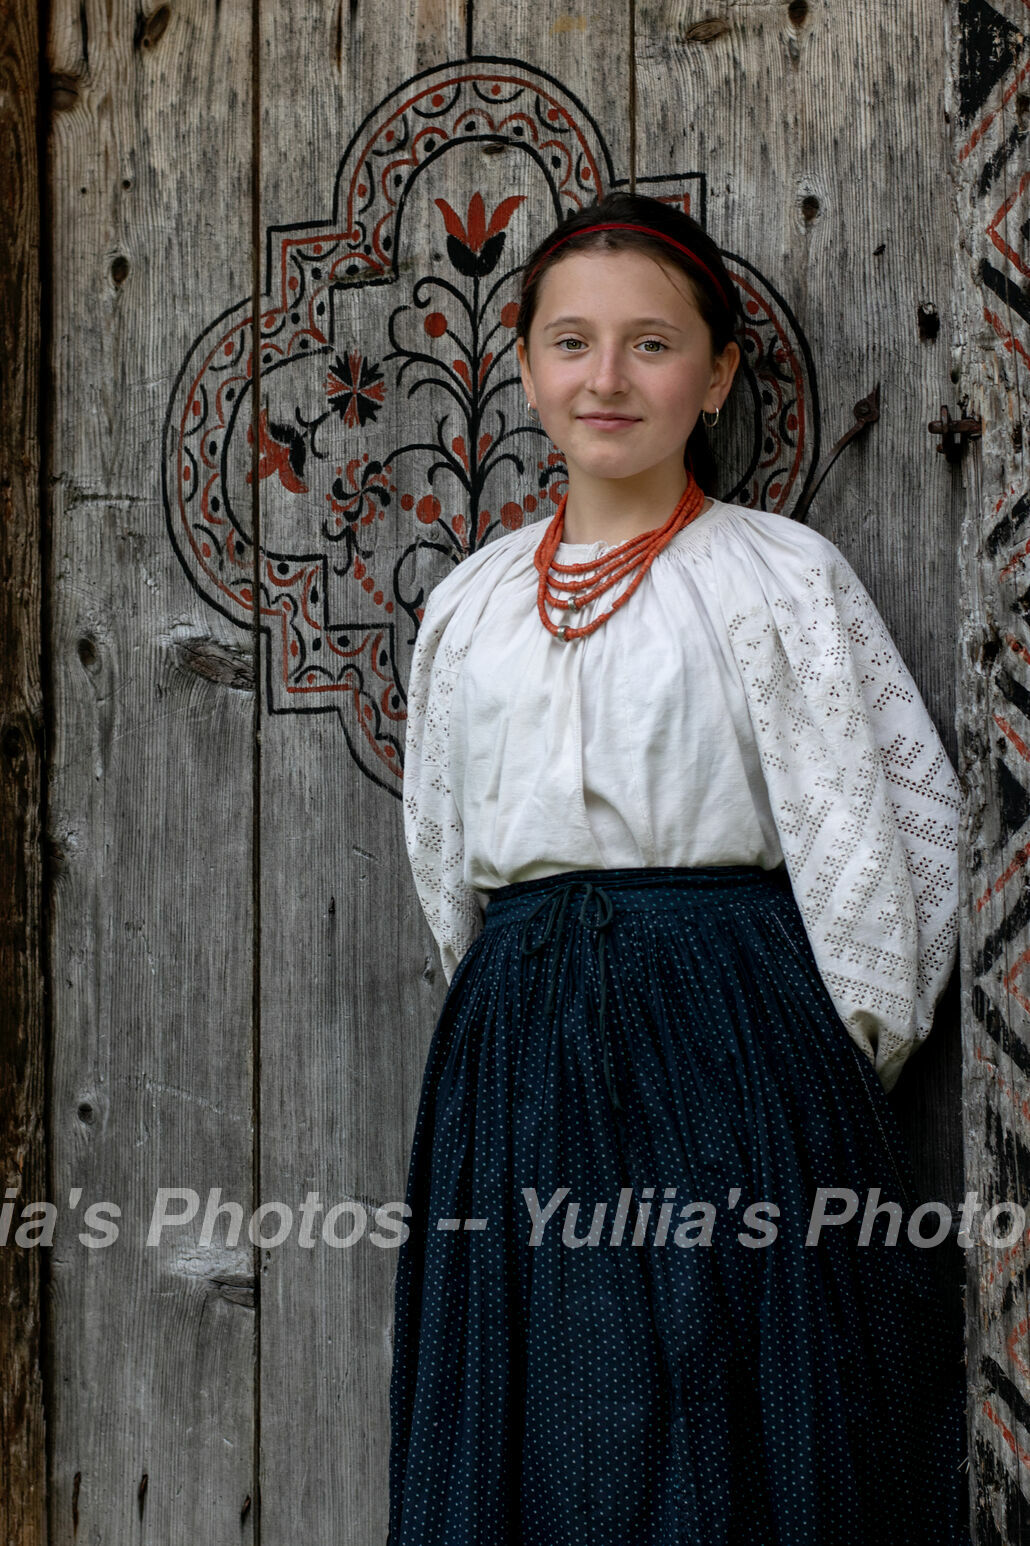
{"left": 560, "top": 462, "right": 710, "bottom": 545}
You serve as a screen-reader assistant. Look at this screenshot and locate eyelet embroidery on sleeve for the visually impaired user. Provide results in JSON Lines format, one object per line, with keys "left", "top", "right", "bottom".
{"left": 403, "top": 600, "right": 485, "bottom": 984}
{"left": 726, "top": 549, "right": 960, "bottom": 1093}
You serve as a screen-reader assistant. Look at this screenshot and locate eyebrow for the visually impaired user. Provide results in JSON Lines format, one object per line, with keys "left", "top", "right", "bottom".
{"left": 541, "top": 315, "right": 684, "bottom": 332}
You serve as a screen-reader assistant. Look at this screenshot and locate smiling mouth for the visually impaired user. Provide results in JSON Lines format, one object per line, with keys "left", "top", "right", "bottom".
{"left": 577, "top": 414, "right": 639, "bottom": 422}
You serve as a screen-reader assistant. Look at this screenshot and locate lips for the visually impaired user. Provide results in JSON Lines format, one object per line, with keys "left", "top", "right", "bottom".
{"left": 577, "top": 414, "right": 640, "bottom": 427}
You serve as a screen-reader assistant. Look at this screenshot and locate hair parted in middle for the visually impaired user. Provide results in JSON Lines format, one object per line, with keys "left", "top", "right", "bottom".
{"left": 515, "top": 190, "right": 743, "bottom": 494}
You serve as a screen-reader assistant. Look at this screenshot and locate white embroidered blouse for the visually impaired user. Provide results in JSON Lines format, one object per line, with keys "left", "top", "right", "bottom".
{"left": 402, "top": 497, "right": 961, "bottom": 1093}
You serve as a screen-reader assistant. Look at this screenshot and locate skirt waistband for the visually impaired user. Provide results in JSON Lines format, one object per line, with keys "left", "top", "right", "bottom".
{"left": 480, "top": 864, "right": 793, "bottom": 1115}
{"left": 482, "top": 863, "right": 791, "bottom": 924}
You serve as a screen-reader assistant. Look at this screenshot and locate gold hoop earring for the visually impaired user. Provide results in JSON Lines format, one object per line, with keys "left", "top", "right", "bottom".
{"left": 702, "top": 407, "right": 720, "bottom": 429}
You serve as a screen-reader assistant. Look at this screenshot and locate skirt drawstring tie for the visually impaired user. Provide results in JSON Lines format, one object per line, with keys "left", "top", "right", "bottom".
{"left": 518, "top": 879, "right": 620, "bottom": 1110}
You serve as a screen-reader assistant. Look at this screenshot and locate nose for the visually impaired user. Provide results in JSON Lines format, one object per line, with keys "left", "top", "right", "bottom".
{"left": 585, "top": 341, "right": 630, "bottom": 398}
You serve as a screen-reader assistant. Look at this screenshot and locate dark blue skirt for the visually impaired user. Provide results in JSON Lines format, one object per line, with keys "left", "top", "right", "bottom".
{"left": 388, "top": 865, "right": 969, "bottom": 1545}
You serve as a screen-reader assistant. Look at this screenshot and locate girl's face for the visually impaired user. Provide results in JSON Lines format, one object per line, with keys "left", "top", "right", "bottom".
{"left": 516, "top": 247, "right": 739, "bottom": 490}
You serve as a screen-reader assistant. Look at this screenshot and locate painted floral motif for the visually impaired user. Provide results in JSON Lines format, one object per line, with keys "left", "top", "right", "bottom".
{"left": 382, "top": 188, "right": 554, "bottom": 564}
{"left": 247, "top": 408, "right": 309, "bottom": 493}
{"left": 434, "top": 192, "right": 525, "bottom": 278}
{"left": 326, "top": 351, "right": 387, "bottom": 428}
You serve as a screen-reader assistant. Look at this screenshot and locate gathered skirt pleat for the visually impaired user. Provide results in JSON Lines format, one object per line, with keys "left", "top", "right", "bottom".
{"left": 387, "top": 864, "right": 969, "bottom": 1546}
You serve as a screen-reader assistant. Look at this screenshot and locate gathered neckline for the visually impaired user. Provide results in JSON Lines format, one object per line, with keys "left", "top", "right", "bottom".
{"left": 550, "top": 497, "right": 729, "bottom": 556}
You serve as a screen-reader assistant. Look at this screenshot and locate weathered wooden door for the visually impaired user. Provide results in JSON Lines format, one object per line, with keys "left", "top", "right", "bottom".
{"left": 4, "top": 0, "right": 1028, "bottom": 1540}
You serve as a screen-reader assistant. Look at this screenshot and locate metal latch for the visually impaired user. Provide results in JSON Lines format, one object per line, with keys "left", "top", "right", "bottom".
{"left": 928, "top": 405, "right": 982, "bottom": 463}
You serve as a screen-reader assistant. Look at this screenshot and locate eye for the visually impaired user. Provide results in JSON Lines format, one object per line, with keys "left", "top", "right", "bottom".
{"left": 638, "top": 338, "right": 668, "bottom": 353}
{"left": 555, "top": 338, "right": 585, "bottom": 351}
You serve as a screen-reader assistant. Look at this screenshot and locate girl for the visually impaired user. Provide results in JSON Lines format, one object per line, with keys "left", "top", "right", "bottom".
{"left": 388, "top": 191, "right": 968, "bottom": 1544}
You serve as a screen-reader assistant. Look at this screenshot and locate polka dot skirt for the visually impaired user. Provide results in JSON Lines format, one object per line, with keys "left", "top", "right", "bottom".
{"left": 388, "top": 865, "right": 969, "bottom": 1545}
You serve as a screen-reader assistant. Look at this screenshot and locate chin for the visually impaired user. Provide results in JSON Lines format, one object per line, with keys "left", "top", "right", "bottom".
{"left": 574, "top": 454, "right": 655, "bottom": 481}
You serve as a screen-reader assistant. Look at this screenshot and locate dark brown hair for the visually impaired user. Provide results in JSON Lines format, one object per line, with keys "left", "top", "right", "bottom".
{"left": 516, "top": 191, "right": 743, "bottom": 494}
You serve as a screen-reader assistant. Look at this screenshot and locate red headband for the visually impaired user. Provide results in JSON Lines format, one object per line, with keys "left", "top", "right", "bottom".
{"left": 524, "top": 222, "right": 733, "bottom": 309}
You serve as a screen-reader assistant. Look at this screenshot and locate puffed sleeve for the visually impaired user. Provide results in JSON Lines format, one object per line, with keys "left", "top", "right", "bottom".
{"left": 720, "top": 516, "right": 960, "bottom": 1092}
{"left": 402, "top": 584, "right": 485, "bottom": 985}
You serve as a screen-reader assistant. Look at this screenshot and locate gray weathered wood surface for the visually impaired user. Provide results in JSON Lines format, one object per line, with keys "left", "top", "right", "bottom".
{"left": 8, "top": 0, "right": 1027, "bottom": 1539}
{"left": 44, "top": 0, "right": 257, "bottom": 1539}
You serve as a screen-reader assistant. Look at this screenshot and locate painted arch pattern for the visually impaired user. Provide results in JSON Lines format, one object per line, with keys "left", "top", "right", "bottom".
{"left": 163, "top": 58, "right": 818, "bottom": 794}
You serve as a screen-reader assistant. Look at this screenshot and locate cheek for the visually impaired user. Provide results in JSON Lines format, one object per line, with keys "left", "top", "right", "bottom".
{"left": 535, "top": 364, "right": 574, "bottom": 402}
{"left": 661, "top": 362, "right": 711, "bottom": 409}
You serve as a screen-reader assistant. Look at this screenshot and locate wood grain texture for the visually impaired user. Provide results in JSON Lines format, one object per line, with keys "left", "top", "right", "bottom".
{"left": 635, "top": 0, "right": 966, "bottom": 1213}
{"left": 949, "top": 0, "right": 1030, "bottom": 1534}
{"left": 45, "top": 1, "right": 257, "bottom": 1540}
{"left": 0, "top": 0, "right": 46, "bottom": 1539}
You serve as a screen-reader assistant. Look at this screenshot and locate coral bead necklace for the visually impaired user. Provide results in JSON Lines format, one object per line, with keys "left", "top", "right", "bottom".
{"left": 532, "top": 472, "right": 708, "bottom": 641}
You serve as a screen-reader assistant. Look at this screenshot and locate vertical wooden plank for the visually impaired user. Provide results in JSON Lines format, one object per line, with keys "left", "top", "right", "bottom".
{"left": 949, "top": 0, "right": 1030, "bottom": 1536}
{"left": 46, "top": 2, "right": 257, "bottom": 1540}
{"left": 634, "top": 0, "right": 966, "bottom": 1200}
{"left": 476, "top": 0, "right": 634, "bottom": 175}
{"left": 254, "top": 2, "right": 631, "bottom": 1538}
{"left": 255, "top": 11, "right": 471, "bottom": 1544}
{"left": 0, "top": 0, "right": 46, "bottom": 1539}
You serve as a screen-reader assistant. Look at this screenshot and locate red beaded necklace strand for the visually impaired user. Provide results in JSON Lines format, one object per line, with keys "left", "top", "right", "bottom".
{"left": 532, "top": 474, "right": 708, "bottom": 641}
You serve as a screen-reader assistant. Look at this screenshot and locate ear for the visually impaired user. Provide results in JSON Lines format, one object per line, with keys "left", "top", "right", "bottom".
{"left": 706, "top": 339, "right": 741, "bottom": 411}
{"left": 516, "top": 336, "right": 535, "bottom": 404}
